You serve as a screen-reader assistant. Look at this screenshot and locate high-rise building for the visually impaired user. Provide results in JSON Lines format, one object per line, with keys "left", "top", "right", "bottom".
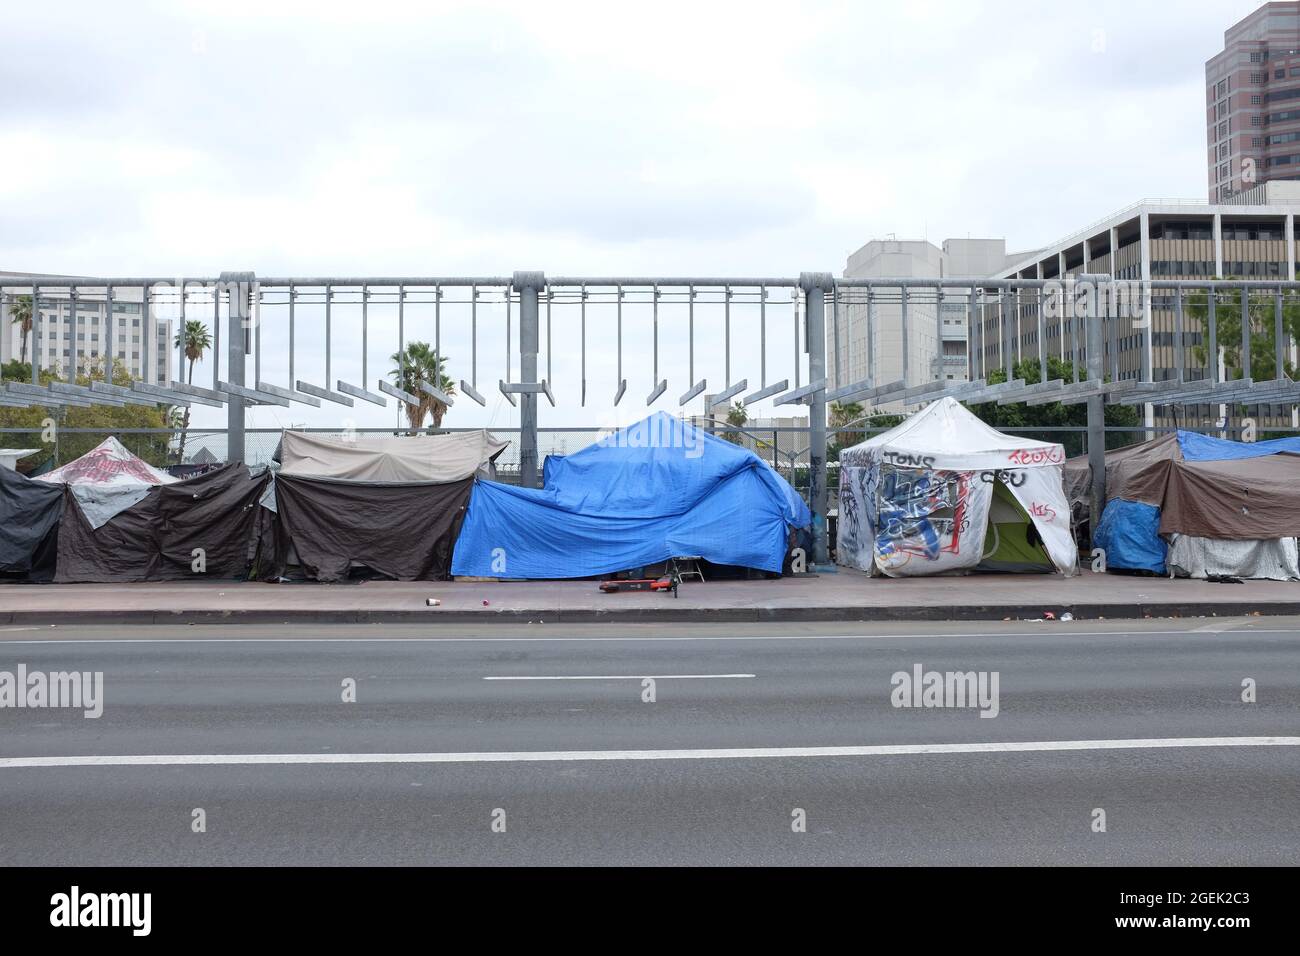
{"left": 988, "top": 191, "right": 1300, "bottom": 429}
{"left": 1206, "top": 1, "right": 1300, "bottom": 202}
{"left": 832, "top": 237, "right": 1016, "bottom": 408}
{"left": 1, "top": 278, "right": 174, "bottom": 386}
{"left": 836, "top": 191, "right": 1300, "bottom": 430}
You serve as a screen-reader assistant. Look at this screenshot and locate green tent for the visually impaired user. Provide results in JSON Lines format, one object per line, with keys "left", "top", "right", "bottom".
{"left": 978, "top": 478, "right": 1054, "bottom": 573}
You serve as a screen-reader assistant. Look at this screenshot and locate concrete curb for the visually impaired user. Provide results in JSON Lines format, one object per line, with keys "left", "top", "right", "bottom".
{"left": 4, "top": 601, "right": 1300, "bottom": 626}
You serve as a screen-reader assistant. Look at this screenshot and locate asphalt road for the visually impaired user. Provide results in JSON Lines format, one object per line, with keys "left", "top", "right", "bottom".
{"left": 1, "top": 617, "right": 1297, "bottom": 865}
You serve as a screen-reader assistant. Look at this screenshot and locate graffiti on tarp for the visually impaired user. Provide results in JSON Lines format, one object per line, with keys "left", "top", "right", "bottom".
{"left": 1029, "top": 501, "right": 1057, "bottom": 523}
{"left": 882, "top": 451, "right": 936, "bottom": 469}
{"left": 874, "top": 468, "right": 973, "bottom": 566}
{"left": 978, "top": 469, "right": 1027, "bottom": 488}
{"left": 1007, "top": 447, "right": 1064, "bottom": 466}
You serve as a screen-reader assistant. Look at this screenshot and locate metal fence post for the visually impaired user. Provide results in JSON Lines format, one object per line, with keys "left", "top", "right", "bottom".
{"left": 1081, "top": 273, "right": 1107, "bottom": 539}
{"left": 514, "top": 271, "right": 544, "bottom": 488}
{"left": 800, "top": 272, "right": 831, "bottom": 566}
{"left": 221, "top": 271, "right": 254, "bottom": 464}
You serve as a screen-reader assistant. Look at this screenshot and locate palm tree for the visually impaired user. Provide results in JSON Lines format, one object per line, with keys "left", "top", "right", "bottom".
{"left": 721, "top": 401, "right": 748, "bottom": 445}
{"left": 390, "top": 341, "right": 455, "bottom": 431}
{"left": 173, "top": 319, "right": 212, "bottom": 463}
{"left": 9, "top": 295, "right": 33, "bottom": 365}
{"left": 828, "top": 400, "right": 865, "bottom": 448}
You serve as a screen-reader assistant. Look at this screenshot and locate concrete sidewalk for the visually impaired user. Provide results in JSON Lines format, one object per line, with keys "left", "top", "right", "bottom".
{"left": 3, "top": 570, "right": 1300, "bottom": 625}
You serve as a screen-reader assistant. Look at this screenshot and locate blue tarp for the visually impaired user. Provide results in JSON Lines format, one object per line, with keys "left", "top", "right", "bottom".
{"left": 1094, "top": 499, "right": 1166, "bottom": 574}
{"left": 451, "top": 412, "right": 811, "bottom": 578}
{"left": 1176, "top": 430, "right": 1300, "bottom": 461}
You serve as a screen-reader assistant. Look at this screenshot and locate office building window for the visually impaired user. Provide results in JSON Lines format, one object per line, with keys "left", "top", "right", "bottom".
{"left": 1251, "top": 72, "right": 1267, "bottom": 84}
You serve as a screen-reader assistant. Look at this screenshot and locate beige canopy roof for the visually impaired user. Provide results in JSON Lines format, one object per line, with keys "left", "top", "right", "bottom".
{"left": 278, "top": 430, "right": 509, "bottom": 482}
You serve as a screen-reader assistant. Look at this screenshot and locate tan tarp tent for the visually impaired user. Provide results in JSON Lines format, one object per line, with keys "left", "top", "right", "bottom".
{"left": 277, "top": 430, "right": 508, "bottom": 482}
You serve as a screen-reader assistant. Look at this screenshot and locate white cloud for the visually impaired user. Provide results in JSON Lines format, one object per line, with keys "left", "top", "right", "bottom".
{"left": 0, "top": 0, "right": 1236, "bottom": 430}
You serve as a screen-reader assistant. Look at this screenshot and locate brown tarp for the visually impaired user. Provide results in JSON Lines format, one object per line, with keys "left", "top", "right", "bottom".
{"left": 1064, "top": 433, "right": 1181, "bottom": 512}
{"left": 1066, "top": 435, "right": 1300, "bottom": 539}
{"left": 53, "top": 464, "right": 273, "bottom": 583}
{"left": 272, "top": 474, "right": 473, "bottom": 582}
{"left": 1160, "top": 456, "right": 1300, "bottom": 539}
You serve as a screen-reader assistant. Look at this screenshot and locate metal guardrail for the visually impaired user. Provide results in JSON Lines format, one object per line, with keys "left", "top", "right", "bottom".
{"left": 7, "top": 271, "right": 1300, "bottom": 561}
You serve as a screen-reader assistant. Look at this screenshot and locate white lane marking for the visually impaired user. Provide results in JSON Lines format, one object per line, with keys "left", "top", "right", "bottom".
{"left": 2, "top": 737, "right": 1297, "bottom": 769}
{"left": 483, "top": 674, "right": 755, "bottom": 680}
{"left": 0, "top": 628, "right": 1293, "bottom": 645}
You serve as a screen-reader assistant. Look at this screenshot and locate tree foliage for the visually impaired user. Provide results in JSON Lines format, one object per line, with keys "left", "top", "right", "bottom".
{"left": 390, "top": 342, "right": 456, "bottom": 431}
{"left": 968, "top": 356, "right": 1139, "bottom": 455}
{"left": 8, "top": 295, "right": 32, "bottom": 365}
{"left": 1185, "top": 284, "right": 1300, "bottom": 382}
{"left": 720, "top": 401, "right": 748, "bottom": 444}
{"left": 0, "top": 357, "right": 177, "bottom": 466}
{"left": 173, "top": 319, "right": 212, "bottom": 462}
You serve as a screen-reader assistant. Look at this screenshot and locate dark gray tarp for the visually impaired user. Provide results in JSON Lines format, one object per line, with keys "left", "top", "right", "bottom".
{"left": 54, "top": 484, "right": 162, "bottom": 583}
{"left": 156, "top": 464, "right": 273, "bottom": 579}
{"left": 273, "top": 474, "right": 473, "bottom": 582}
{"left": 53, "top": 464, "right": 273, "bottom": 583}
{"left": 0, "top": 466, "right": 64, "bottom": 582}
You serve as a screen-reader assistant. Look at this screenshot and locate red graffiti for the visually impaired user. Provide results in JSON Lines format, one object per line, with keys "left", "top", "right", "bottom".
{"left": 1007, "top": 446, "right": 1064, "bottom": 466}
{"left": 1029, "top": 502, "right": 1057, "bottom": 522}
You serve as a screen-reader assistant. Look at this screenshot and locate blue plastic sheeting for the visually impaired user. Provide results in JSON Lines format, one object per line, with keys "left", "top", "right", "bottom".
{"left": 452, "top": 412, "right": 811, "bottom": 578}
{"left": 1094, "top": 499, "right": 1166, "bottom": 574}
{"left": 1177, "top": 430, "right": 1300, "bottom": 461}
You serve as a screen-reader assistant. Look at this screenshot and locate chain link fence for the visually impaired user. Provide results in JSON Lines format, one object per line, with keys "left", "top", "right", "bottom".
{"left": 6, "top": 422, "right": 1276, "bottom": 498}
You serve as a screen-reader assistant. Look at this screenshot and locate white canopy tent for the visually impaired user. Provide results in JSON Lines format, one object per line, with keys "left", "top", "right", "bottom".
{"left": 836, "top": 398, "right": 1077, "bottom": 577}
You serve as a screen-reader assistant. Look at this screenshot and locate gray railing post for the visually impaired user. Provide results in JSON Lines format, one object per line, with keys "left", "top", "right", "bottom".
{"left": 221, "top": 271, "right": 254, "bottom": 464}
{"left": 1081, "top": 273, "right": 1107, "bottom": 539}
{"left": 800, "top": 271, "right": 832, "bottom": 566}
{"left": 514, "top": 271, "right": 544, "bottom": 488}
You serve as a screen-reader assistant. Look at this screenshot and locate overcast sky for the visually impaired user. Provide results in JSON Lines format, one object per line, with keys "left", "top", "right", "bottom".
{"left": 0, "top": 0, "right": 1270, "bottom": 433}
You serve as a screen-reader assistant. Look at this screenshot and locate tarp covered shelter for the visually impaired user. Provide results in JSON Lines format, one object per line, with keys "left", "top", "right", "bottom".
{"left": 35, "top": 436, "right": 176, "bottom": 529}
{"left": 0, "top": 466, "right": 64, "bottom": 582}
{"left": 277, "top": 430, "right": 508, "bottom": 482}
{"left": 836, "top": 397, "right": 1077, "bottom": 577}
{"left": 263, "top": 428, "right": 507, "bottom": 582}
{"left": 268, "top": 476, "right": 473, "bottom": 582}
{"left": 1064, "top": 431, "right": 1300, "bottom": 579}
{"left": 450, "top": 412, "right": 811, "bottom": 579}
{"left": 52, "top": 463, "right": 275, "bottom": 583}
